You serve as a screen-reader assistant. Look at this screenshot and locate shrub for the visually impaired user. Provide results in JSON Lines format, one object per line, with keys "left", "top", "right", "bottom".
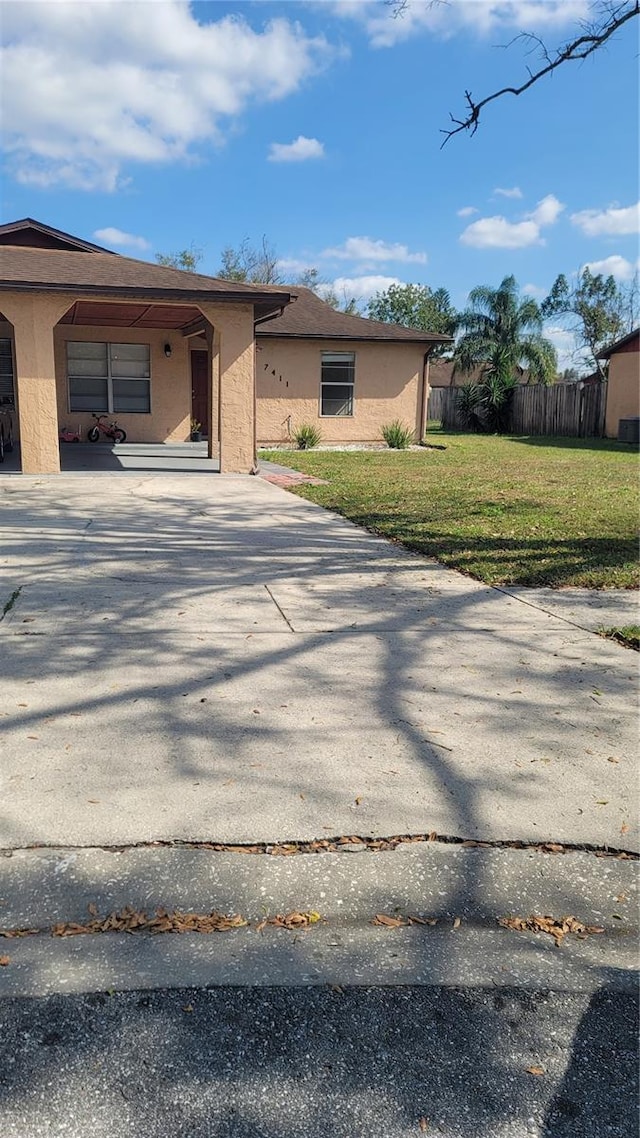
{"left": 455, "top": 382, "right": 484, "bottom": 432}
{"left": 381, "top": 420, "right": 414, "bottom": 449}
{"left": 294, "top": 423, "right": 322, "bottom": 450}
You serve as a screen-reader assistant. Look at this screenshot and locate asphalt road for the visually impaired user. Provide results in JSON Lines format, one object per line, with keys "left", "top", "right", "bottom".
{"left": 0, "top": 985, "right": 637, "bottom": 1138}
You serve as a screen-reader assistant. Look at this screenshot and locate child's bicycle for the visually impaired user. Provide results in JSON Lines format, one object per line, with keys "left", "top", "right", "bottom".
{"left": 87, "top": 413, "right": 127, "bottom": 444}
{"left": 0, "top": 412, "right": 13, "bottom": 462}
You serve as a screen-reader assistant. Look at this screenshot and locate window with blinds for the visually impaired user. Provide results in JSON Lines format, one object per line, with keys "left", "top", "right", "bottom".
{"left": 67, "top": 342, "right": 151, "bottom": 413}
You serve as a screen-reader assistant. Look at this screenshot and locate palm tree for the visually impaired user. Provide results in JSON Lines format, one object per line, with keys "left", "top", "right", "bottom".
{"left": 453, "top": 275, "right": 557, "bottom": 431}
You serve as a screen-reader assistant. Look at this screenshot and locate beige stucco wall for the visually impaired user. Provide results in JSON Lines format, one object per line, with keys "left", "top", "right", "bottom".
{"left": 0, "top": 290, "right": 76, "bottom": 473}
{"left": 255, "top": 337, "right": 426, "bottom": 444}
{"left": 604, "top": 344, "right": 640, "bottom": 438}
{"left": 54, "top": 324, "right": 191, "bottom": 444}
{"left": 199, "top": 302, "right": 255, "bottom": 473}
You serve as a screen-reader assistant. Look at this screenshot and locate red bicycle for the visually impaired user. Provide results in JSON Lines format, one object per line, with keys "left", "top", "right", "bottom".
{"left": 87, "top": 413, "right": 127, "bottom": 444}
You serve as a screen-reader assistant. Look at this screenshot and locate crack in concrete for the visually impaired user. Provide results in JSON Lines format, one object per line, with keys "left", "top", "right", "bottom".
{"left": 1, "top": 586, "right": 22, "bottom": 621}
{"left": 6, "top": 833, "right": 636, "bottom": 859}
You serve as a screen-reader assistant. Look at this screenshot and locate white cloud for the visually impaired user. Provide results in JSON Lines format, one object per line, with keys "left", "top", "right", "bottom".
{"left": 322, "top": 235, "right": 427, "bottom": 266}
{"left": 544, "top": 324, "right": 580, "bottom": 373}
{"left": 461, "top": 217, "right": 540, "bottom": 249}
{"left": 328, "top": 0, "right": 588, "bottom": 49}
{"left": 460, "top": 194, "right": 564, "bottom": 249}
{"left": 584, "top": 255, "right": 640, "bottom": 282}
{"left": 522, "top": 282, "right": 546, "bottom": 298}
{"left": 93, "top": 226, "right": 150, "bottom": 251}
{"left": 268, "top": 135, "right": 324, "bottom": 162}
{"left": 325, "top": 274, "right": 402, "bottom": 302}
{"left": 570, "top": 201, "right": 640, "bottom": 237}
{"left": 1, "top": 2, "right": 334, "bottom": 190}
{"left": 457, "top": 206, "right": 478, "bottom": 217}
{"left": 529, "top": 194, "right": 564, "bottom": 227}
{"left": 493, "top": 186, "right": 522, "bottom": 199}
{"left": 277, "top": 257, "right": 316, "bottom": 276}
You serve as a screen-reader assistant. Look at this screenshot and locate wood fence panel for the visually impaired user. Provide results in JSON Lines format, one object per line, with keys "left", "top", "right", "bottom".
{"left": 428, "top": 382, "right": 606, "bottom": 437}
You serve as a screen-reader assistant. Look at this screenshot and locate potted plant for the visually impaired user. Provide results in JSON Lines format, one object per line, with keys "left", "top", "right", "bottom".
{"left": 190, "top": 418, "right": 202, "bottom": 442}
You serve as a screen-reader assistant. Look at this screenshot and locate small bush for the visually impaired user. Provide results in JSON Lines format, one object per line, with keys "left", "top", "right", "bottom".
{"left": 382, "top": 420, "right": 414, "bottom": 449}
{"left": 294, "top": 423, "right": 322, "bottom": 450}
{"left": 455, "top": 382, "right": 484, "bottom": 432}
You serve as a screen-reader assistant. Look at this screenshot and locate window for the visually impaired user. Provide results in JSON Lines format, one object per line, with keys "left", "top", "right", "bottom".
{"left": 67, "top": 342, "right": 151, "bottom": 414}
{"left": 0, "top": 339, "right": 15, "bottom": 411}
{"left": 320, "top": 352, "right": 354, "bottom": 416}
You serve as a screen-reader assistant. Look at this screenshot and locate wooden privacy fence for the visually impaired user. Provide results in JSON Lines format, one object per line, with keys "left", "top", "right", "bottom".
{"left": 428, "top": 382, "right": 607, "bottom": 438}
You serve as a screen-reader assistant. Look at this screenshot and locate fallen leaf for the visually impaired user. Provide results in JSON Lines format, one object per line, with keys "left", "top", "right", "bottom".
{"left": 526, "top": 1066, "right": 545, "bottom": 1077}
{"left": 373, "top": 913, "right": 405, "bottom": 928}
{"left": 0, "top": 955, "right": 10, "bottom": 966}
{"left": 452, "top": 916, "right": 462, "bottom": 929}
{"left": 621, "top": 822, "right": 630, "bottom": 834}
{"left": 419, "top": 1119, "right": 429, "bottom": 1133}
{"left": 26, "top": 735, "right": 39, "bottom": 741}
{"left": 259, "top": 911, "right": 322, "bottom": 931}
{"left": 499, "top": 914, "right": 605, "bottom": 948}
{"left": 607, "top": 757, "right": 620, "bottom": 764}
{"left": 183, "top": 1004, "right": 194, "bottom": 1013}
{"left": 595, "top": 800, "right": 609, "bottom": 805}
{"left": 354, "top": 797, "right": 362, "bottom": 806}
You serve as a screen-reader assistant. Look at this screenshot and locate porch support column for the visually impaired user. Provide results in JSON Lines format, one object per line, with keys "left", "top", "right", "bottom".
{"left": 0, "top": 291, "right": 74, "bottom": 474}
{"left": 204, "top": 321, "right": 220, "bottom": 460}
{"left": 198, "top": 303, "right": 255, "bottom": 473}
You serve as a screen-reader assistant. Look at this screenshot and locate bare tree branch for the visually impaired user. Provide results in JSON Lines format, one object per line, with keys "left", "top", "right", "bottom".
{"left": 441, "top": 1, "right": 639, "bottom": 146}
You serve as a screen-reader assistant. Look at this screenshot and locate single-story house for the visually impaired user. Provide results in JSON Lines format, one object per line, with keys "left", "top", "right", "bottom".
{"left": 598, "top": 328, "right": 639, "bottom": 439}
{"left": 0, "top": 218, "right": 449, "bottom": 473}
{"left": 252, "top": 287, "right": 447, "bottom": 445}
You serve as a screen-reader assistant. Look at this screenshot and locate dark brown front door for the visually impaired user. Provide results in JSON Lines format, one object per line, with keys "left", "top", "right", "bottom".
{"left": 190, "top": 350, "right": 209, "bottom": 437}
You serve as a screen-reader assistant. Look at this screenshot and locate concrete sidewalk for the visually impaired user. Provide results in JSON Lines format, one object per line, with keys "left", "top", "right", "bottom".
{"left": 0, "top": 473, "right": 637, "bottom": 851}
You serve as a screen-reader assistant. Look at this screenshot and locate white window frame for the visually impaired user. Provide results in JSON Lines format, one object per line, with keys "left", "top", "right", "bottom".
{"left": 319, "top": 351, "right": 355, "bottom": 418}
{"left": 67, "top": 341, "right": 152, "bottom": 415}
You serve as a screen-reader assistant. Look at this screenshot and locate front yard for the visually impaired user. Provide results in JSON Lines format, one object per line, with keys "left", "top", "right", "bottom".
{"left": 262, "top": 434, "right": 639, "bottom": 589}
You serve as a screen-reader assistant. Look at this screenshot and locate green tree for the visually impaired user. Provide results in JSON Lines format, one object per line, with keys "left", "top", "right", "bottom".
{"left": 217, "top": 237, "right": 282, "bottom": 284}
{"left": 293, "top": 267, "right": 359, "bottom": 314}
{"left": 155, "top": 244, "right": 203, "bottom": 272}
{"left": 367, "top": 283, "right": 456, "bottom": 357}
{"left": 454, "top": 275, "right": 557, "bottom": 432}
{"left": 541, "top": 267, "right": 633, "bottom": 379}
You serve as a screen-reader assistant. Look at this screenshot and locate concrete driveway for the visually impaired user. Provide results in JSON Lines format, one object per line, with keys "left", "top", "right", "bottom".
{"left": 0, "top": 472, "right": 636, "bottom": 851}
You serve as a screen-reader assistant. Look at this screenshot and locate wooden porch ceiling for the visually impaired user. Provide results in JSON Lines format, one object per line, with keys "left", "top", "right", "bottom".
{"left": 58, "top": 300, "right": 204, "bottom": 329}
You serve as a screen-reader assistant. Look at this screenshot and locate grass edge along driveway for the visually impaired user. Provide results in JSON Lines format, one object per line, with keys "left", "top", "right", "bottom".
{"left": 262, "top": 434, "right": 639, "bottom": 589}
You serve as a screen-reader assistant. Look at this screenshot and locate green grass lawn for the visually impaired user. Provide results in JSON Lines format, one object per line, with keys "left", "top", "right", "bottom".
{"left": 262, "top": 433, "right": 639, "bottom": 588}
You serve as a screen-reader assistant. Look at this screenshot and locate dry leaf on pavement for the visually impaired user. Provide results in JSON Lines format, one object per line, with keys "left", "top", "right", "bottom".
{"left": 526, "top": 1066, "right": 545, "bottom": 1076}
{"left": 499, "top": 914, "right": 605, "bottom": 948}
{"left": 0, "top": 955, "right": 10, "bottom": 966}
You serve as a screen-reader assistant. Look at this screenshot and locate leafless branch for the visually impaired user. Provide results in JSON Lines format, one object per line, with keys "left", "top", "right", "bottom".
{"left": 441, "top": 1, "right": 639, "bottom": 146}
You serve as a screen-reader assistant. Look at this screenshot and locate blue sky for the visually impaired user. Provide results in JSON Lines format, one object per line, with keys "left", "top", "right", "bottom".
{"left": 1, "top": 1, "right": 639, "bottom": 366}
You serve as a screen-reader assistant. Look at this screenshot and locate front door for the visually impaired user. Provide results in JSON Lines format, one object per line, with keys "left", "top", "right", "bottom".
{"left": 190, "top": 350, "right": 209, "bottom": 437}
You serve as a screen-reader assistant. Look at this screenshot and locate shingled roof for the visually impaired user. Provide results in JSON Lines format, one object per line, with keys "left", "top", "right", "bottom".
{"left": 256, "top": 286, "right": 451, "bottom": 344}
{"left": 0, "top": 245, "right": 292, "bottom": 310}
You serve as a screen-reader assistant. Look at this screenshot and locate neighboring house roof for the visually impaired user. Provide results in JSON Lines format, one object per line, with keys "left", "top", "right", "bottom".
{"left": 256, "top": 286, "right": 451, "bottom": 344}
{"left": 597, "top": 328, "right": 640, "bottom": 359}
{"left": 0, "top": 218, "right": 116, "bottom": 254}
{"left": 429, "top": 360, "right": 531, "bottom": 386}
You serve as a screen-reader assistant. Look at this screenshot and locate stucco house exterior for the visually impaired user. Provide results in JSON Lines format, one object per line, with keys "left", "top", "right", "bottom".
{"left": 599, "top": 328, "right": 640, "bottom": 439}
{"left": 253, "top": 287, "right": 447, "bottom": 445}
{"left": 0, "top": 218, "right": 448, "bottom": 473}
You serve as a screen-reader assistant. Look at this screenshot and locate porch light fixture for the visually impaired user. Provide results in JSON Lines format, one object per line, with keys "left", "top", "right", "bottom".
{"left": 164, "top": 342, "right": 172, "bottom": 358}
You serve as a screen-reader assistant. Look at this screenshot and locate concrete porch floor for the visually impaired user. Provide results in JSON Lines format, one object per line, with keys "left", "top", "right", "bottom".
{"left": 1, "top": 442, "right": 221, "bottom": 475}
